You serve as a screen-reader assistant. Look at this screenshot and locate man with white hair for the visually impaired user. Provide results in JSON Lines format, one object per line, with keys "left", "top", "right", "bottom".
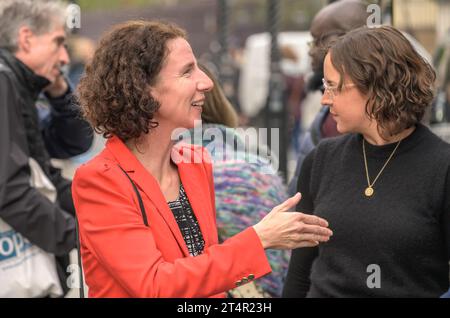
{"left": 0, "top": 0, "right": 93, "bottom": 296}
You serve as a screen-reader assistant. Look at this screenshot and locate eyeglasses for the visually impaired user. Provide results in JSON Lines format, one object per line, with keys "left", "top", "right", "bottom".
{"left": 322, "top": 78, "right": 356, "bottom": 100}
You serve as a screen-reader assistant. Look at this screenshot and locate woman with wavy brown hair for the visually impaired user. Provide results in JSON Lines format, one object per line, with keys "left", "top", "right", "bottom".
{"left": 283, "top": 25, "right": 450, "bottom": 298}
{"left": 72, "top": 20, "right": 333, "bottom": 298}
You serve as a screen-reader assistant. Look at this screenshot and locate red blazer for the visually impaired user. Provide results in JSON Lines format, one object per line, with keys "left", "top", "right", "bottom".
{"left": 72, "top": 136, "right": 271, "bottom": 298}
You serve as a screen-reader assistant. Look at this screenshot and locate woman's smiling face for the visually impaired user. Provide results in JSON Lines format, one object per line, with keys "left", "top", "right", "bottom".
{"left": 150, "top": 37, "right": 213, "bottom": 131}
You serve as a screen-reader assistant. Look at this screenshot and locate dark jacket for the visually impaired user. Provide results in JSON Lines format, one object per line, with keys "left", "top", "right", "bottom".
{"left": 0, "top": 48, "right": 93, "bottom": 294}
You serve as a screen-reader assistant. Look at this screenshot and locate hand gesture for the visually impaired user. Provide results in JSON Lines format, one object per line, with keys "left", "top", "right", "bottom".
{"left": 253, "top": 193, "right": 332, "bottom": 249}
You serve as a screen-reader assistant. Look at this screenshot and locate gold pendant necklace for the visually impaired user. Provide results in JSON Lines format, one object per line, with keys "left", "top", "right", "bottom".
{"left": 362, "top": 139, "right": 401, "bottom": 198}
{"left": 364, "top": 186, "right": 374, "bottom": 197}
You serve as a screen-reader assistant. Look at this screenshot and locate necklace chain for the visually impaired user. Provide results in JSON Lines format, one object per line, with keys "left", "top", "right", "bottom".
{"left": 362, "top": 139, "right": 401, "bottom": 197}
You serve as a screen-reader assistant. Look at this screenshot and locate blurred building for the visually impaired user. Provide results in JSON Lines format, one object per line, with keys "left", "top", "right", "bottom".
{"left": 76, "top": 0, "right": 325, "bottom": 58}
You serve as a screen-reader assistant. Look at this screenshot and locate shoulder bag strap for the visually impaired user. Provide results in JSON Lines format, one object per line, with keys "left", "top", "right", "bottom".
{"left": 117, "top": 165, "right": 149, "bottom": 227}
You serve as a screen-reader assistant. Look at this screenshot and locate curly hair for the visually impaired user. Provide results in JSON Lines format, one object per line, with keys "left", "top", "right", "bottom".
{"left": 77, "top": 20, "right": 186, "bottom": 141}
{"left": 328, "top": 25, "right": 436, "bottom": 138}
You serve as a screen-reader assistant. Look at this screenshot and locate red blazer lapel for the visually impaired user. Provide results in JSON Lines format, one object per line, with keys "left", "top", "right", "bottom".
{"left": 105, "top": 136, "right": 190, "bottom": 256}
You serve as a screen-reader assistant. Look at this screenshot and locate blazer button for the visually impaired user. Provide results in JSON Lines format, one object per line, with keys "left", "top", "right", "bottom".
{"left": 241, "top": 277, "right": 249, "bottom": 284}
{"left": 235, "top": 280, "right": 242, "bottom": 287}
{"left": 248, "top": 274, "right": 255, "bottom": 280}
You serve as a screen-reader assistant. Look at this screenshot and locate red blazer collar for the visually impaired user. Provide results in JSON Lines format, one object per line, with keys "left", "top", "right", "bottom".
{"left": 105, "top": 136, "right": 215, "bottom": 256}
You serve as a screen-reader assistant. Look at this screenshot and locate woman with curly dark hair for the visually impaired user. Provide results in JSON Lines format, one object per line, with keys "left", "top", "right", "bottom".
{"left": 283, "top": 25, "right": 450, "bottom": 297}
{"left": 72, "top": 20, "right": 332, "bottom": 298}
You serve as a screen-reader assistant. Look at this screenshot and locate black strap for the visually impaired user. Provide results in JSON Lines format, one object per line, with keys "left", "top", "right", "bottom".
{"left": 75, "top": 216, "right": 84, "bottom": 298}
{"left": 75, "top": 165, "right": 149, "bottom": 298}
{"left": 118, "top": 165, "right": 149, "bottom": 227}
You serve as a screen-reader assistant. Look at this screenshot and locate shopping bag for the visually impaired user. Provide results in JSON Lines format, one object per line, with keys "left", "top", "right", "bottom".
{"left": 0, "top": 158, "right": 63, "bottom": 297}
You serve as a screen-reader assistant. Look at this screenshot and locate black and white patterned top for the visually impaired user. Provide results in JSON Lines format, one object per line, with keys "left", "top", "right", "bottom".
{"left": 167, "top": 184, "right": 205, "bottom": 256}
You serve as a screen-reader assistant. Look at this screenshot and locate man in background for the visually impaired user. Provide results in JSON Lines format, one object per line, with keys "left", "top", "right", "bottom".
{"left": 0, "top": 0, "right": 93, "bottom": 296}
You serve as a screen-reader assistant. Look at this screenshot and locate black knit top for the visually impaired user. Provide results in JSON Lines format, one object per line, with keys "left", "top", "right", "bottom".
{"left": 283, "top": 124, "right": 450, "bottom": 297}
{"left": 168, "top": 184, "right": 205, "bottom": 256}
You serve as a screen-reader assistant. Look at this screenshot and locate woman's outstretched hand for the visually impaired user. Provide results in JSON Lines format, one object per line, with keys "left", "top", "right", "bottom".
{"left": 253, "top": 193, "right": 333, "bottom": 249}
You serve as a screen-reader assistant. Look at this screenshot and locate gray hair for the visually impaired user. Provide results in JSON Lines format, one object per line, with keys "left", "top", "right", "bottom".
{"left": 0, "top": 0, "right": 67, "bottom": 52}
